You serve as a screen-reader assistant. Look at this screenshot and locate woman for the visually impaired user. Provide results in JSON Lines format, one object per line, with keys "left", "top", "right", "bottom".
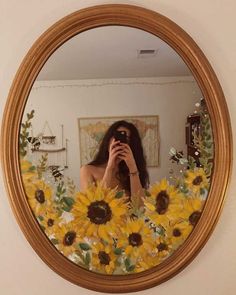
{"left": 80, "top": 120, "right": 149, "bottom": 198}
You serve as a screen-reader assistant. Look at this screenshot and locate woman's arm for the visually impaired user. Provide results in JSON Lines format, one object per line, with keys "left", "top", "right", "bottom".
{"left": 118, "top": 143, "right": 145, "bottom": 199}
{"left": 100, "top": 138, "right": 123, "bottom": 188}
{"left": 79, "top": 165, "right": 94, "bottom": 191}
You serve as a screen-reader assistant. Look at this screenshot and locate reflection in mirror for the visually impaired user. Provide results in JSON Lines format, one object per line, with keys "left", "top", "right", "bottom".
{"left": 20, "top": 26, "right": 213, "bottom": 274}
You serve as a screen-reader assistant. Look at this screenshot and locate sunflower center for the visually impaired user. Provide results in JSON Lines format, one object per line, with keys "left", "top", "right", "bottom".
{"left": 155, "top": 190, "right": 170, "bottom": 214}
{"left": 192, "top": 176, "right": 203, "bottom": 186}
{"left": 128, "top": 233, "right": 143, "bottom": 247}
{"left": 87, "top": 201, "right": 112, "bottom": 224}
{"left": 98, "top": 251, "right": 111, "bottom": 265}
{"left": 189, "top": 211, "right": 201, "bottom": 226}
{"left": 63, "top": 231, "right": 76, "bottom": 246}
{"left": 173, "top": 228, "right": 181, "bottom": 237}
{"left": 35, "top": 189, "right": 45, "bottom": 203}
{"left": 47, "top": 218, "right": 54, "bottom": 227}
{"left": 157, "top": 242, "right": 168, "bottom": 252}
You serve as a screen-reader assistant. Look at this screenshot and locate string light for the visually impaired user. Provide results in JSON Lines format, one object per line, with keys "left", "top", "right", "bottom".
{"left": 31, "top": 79, "right": 197, "bottom": 91}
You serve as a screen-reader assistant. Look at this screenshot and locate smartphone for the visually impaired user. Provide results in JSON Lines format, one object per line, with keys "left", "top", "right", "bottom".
{"left": 113, "top": 130, "right": 127, "bottom": 143}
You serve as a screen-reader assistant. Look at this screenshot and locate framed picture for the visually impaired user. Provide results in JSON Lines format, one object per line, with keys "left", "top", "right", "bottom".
{"left": 78, "top": 115, "right": 160, "bottom": 167}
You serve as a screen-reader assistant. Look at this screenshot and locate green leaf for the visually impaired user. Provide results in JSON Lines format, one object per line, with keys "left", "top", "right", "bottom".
{"left": 62, "top": 205, "right": 71, "bottom": 212}
{"left": 200, "top": 188, "right": 205, "bottom": 195}
{"left": 127, "top": 265, "right": 135, "bottom": 272}
{"left": 206, "top": 123, "right": 211, "bottom": 130}
{"left": 84, "top": 252, "right": 91, "bottom": 265}
{"left": 188, "top": 156, "right": 196, "bottom": 170}
{"left": 29, "top": 165, "right": 36, "bottom": 171}
{"left": 37, "top": 215, "right": 44, "bottom": 221}
{"left": 124, "top": 258, "right": 131, "bottom": 269}
{"left": 206, "top": 142, "right": 213, "bottom": 149}
{"left": 114, "top": 248, "right": 123, "bottom": 255}
{"left": 115, "top": 191, "right": 124, "bottom": 198}
{"left": 51, "top": 239, "right": 59, "bottom": 245}
{"left": 62, "top": 197, "right": 75, "bottom": 207}
{"left": 145, "top": 190, "right": 151, "bottom": 197}
{"left": 79, "top": 243, "right": 91, "bottom": 251}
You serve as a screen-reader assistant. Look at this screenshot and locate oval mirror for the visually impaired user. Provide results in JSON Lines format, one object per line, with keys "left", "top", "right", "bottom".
{"left": 1, "top": 4, "right": 232, "bottom": 293}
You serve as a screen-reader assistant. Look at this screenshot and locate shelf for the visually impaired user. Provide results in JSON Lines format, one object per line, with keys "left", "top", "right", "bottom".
{"left": 32, "top": 147, "right": 66, "bottom": 153}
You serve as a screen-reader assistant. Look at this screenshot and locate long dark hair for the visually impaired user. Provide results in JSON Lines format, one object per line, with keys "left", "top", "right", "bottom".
{"left": 89, "top": 120, "right": 149, "bottom": 193}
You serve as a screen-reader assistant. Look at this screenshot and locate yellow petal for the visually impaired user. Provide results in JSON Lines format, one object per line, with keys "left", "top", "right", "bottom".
{"left": 109, "top": 199, "right": 119, "bottom": 208}
{"left": 125, "top": 245, "right": 133, "bottom": 255}
{"left": 87, "top": 223, "right": 96, "bottom": 236}
{"left": 145, "top": 202, "right": 156, "bottom": 211}
{"left": 77, "top": 194, "right": 90, "bottom": 206}
{"left": 112, "top": 207, "right": 126, "bottom": 216}
{"left": 130, "top": 220, "right": 142, "bottom": 233}
{"left": 98, "top": 225, "right": 110, "bottom": 241}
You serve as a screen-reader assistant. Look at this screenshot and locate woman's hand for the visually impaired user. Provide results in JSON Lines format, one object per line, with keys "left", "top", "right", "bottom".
{"left": 106, "top": 138, "right": 123, "bottom": 170}
{"left": 118, "top": 143, "right": 137, "bottom": 172}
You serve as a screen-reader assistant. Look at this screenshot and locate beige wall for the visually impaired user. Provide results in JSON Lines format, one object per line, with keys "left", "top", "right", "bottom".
{"left": 0, "top": 1, "right": 235, "bottom": 294}
{"left": 25, "top": 77, "right": 199, "bottom": 184}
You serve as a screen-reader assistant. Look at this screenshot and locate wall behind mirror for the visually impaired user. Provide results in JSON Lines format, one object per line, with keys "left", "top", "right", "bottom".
{"left": 1, "top": 1, "right": 235, "bottom": 294}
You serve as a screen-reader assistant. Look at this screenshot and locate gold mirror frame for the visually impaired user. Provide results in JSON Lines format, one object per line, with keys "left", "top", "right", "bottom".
{"left": 1, "top": 4, "right": 232, "bottom": 293}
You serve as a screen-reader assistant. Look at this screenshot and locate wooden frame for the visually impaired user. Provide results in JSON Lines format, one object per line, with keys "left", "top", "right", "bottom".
{"left": 0, "top": 4, "right": 232, "bottom": 293}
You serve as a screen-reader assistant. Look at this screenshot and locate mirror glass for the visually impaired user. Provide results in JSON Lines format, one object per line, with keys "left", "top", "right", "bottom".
{"left": 19, "top": 26, "right": 213, "bottom": 274}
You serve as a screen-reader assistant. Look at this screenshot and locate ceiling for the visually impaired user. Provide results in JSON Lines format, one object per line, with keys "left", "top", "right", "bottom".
{"left": 37, "top": 26, "right": 192, "bottom": 81}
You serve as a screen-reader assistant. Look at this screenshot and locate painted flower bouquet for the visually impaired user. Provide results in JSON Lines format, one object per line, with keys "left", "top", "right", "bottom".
{"left": 19, "top": 108, "right": 213, "bottom": 274}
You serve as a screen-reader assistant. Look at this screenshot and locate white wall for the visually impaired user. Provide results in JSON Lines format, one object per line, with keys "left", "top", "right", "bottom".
{"left": 25, "top": 77, "right": 199, "bottom": 185}
{"left": 1, "top": 1, "right": 236, "bottom": 295}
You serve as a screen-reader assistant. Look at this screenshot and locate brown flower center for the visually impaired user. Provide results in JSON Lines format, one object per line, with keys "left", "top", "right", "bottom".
{"left": 128, "top": 233, "right": 143, "bottom": 247}
{"left": 47, "top": 218, "right": 54, "bottom": 227}
{"left": 63, "top": 231, "right": 76, "bottom": 246}
{"left": 157, "top": 242, "right": 168, "bottom": 252}
{"left": 156, "top": 190, "right": 170, "bottom": 214}
{"left": 189, "top": 211, "right": 201, "bottom": 226}
{"left": 192, "top": 176, "right": 203, "bottom": 186}
{"left": 87, "top": 200, "right": 112, "bottom": 224}
{"left": 173, "top": 228, "right": 181, "bottom": 237}
{"left": 98, "top": 251, "right": 111, "bottom": 265}
{"left": 35, "top": 189, "right": 45, "bottom": 203}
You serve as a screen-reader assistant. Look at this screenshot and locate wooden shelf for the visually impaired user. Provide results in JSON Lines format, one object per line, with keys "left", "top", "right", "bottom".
{"left": 32, "top": 147, "right": 66, "bottom": 153}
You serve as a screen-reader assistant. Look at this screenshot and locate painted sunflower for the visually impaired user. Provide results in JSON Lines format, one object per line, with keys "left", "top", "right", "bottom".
{"left": 38, "top": 206, "right": 61, "bottom": 236}
{"left": 72, "top": 183, "right": 128, "bottom": 242}
{"left": 144, "top": 178, "right": 184, "bottom": 229}
{"left": 166, "top": 220, "right": 193, "bottom": 250}
{"left": 180, "top": 195, "right": 204, "bottom": 226}
{"left": 54, "top": 221, "right": 79, "bottom": 257}
{"left": 24, "top": 179, "right": 53, "bottom": 215}
{"left": 117, "top": 219, "right": 156, "bottom": 261}
{"left": 135, "top": 252, "right": 162, "bottom": 272}
{"left": 91, "top": 242, "right": 117, "bottom": 274}
{"left": 184, "top": 168, "right": 209, "bottom": 194}
{"left": 156, "top": 235, "right": 172, "bottom": 260}
{"left": 20, "top": 158, "right": 37, "bottom": 182}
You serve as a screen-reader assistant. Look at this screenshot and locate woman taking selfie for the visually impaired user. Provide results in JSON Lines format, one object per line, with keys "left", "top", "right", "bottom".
{"left": 80, "top": 120, "right": 149, "bottom": 198}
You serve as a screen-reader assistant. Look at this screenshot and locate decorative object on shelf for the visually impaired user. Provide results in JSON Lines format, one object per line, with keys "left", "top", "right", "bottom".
{"left": 41, "top": 121, "right": 56, "bottom": 145}
{"left": 22, "top": 111, "right": 69, "bottom": 171}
